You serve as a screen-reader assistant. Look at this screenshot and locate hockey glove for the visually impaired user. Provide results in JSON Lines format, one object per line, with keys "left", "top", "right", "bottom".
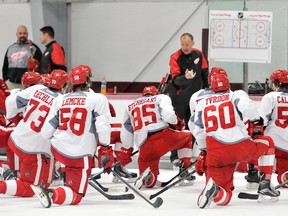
{"left": 27, "top": 58, "right": 40, "bottom": 72}
{"left": 195, "top": 151, "right": 207, "bottom": 176}
{"left": 117, "top": 147, "right": 133, "bottom": 166}
{"left": 98, "top": 145, "right": 114, "bottom": 170}
{"left": 8, "top": 113, "right": 23, "bottom": 126}
{"left": 248, "top": 118, "right": 264, "bottom": 138}
{"left": 170, "top": 116, "right": 185, "bottom": 131}
{"left": 0, "top": 79, "right": 10, "bottom": 96}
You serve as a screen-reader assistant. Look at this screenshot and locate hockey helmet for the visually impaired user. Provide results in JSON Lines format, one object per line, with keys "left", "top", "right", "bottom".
{"left": 77, "top": 64, "right": 92, "bottom": 77}
{"left": 49, "top": 70, "right": 68, "bottom": 90}
{"left": 142, "top": 86, "right": 159, "bottom": 96}
{"left": 210, "top": 73, "right": 230, "bottom": 93}
{"left": 270, "top": 70, "right": 288, "bottom": 84}
{"left": 69, "top": 67, "right": 88, "bottom": 86}
{"left": 21, "top": 72, "right": 42, "bottom": 89}
{"left": 42, "top": 74, "right": 51, "bottom": 87}
{"left": 208, "top": 67, "right": 228, "bottom": 84}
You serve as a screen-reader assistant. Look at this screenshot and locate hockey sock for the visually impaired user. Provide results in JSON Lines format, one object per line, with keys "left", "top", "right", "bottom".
{"left": 52, "top": 186, "right": 83, "bottom": 205}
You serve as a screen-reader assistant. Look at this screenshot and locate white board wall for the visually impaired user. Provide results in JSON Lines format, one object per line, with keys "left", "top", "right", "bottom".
{"left": 0, "top": 1, "right": 287, "bottom": 86}
{"left": 70, "top": 2, "right": 207, "bottom": 82}
{"left": 208, "top": 1, "right": 288, "bottom": 83}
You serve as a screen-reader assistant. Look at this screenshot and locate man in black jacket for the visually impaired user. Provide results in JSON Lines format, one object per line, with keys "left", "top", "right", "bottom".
{"left": 169, "top": 32, "right": 209, "bottom": 165}
{"left": 39, "top": 26, "right": 67, "bottom": 74}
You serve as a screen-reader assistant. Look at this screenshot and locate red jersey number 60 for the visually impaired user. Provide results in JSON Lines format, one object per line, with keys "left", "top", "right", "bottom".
{"left": 204, "top": 101, "right": 236, "bottom": 133}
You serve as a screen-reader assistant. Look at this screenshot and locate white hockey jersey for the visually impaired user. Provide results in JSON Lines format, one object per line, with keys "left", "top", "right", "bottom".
{"left": 121, "top": 94, "right": 177, "bottom": 149}
{"left": 189, "top": 88, "right": 214, "bottom": 131}
{"left": 41, "top": 91, "right": 111, "bottom": 158}
{"left": 258, "top": 91, "right": 288, "bottom": 151}
{"left": 194, "top": 90, "right": 259, "bottom": 144}
{"left": 5, "top": 84, "right": 60, "bottom": 156}
{"left": 188, "top": 88, "right": 214, "bottom": 150}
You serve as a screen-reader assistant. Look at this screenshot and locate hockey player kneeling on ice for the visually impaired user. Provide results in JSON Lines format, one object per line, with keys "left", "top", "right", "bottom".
{"left": 108, "top": 103, "right": 137, "bottom": 183}
{"left": 118, "top": 86, "right": 194, "bottom": 190}
{"left": 0, "top": 70, "right": 68, "bottom": 199}
{"left": 31, "top": 67, "right": 114, "bottom": 208}
{"left": 193, "top": 73, "right": 279, "bottom": 209}
{"left": 258, "top": 70, "right": 288, "bottom": 188}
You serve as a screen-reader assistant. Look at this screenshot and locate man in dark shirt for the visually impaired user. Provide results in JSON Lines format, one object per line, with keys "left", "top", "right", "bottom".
{"left": 39, "top": 26, "right": 67, "bottom": 74}
{"left": 169, "top": 32, "right": 209, "bottom": 165}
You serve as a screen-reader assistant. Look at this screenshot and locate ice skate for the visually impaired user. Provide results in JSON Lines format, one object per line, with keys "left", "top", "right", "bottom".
{"left": 31, "top": 183, "right": 54, "bottom": 208}
{"left": 172, "top": 159, "right": 183, "bottom": 168}
{"left": 178, "top": 161, "right": 196, "bottom": 186}
{"left": 257, "top": 180, "right": 280, "bottom": 203}
{"left": 197, "top": 178, "right": 219, "bottom": 209}
{"left": 245, "top": 169, "right": 260, "bottom": 189}
{"left": 0, "top": 166, "right": 17, "bottom": 181}
{"left": 112, "top": 164, "right": 138, "bottom": 183}
{"left": 134, "top": 167, "right": 151, "bottom": 189}
{"left": 50, "top": 167, "right": 65, "bottom": 187}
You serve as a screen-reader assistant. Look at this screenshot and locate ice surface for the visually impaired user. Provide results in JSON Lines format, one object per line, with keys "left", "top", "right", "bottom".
{"left": 0, "top": 168, "right": 287, "bottom": 216}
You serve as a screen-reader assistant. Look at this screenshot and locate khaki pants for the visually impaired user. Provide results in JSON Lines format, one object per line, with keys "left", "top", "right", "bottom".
{"left": 5, "top": 80, "right": 23, "bottom": 90}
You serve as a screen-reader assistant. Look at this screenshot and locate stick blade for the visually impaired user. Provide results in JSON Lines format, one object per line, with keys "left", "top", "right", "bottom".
{"left": 153, "top": 197, "right": 164, "bottom": 208}
{"left": 238, "top": 192, "right": 259, "bottom": 200}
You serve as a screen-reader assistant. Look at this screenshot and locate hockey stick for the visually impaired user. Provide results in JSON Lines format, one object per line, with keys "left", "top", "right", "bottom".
{"left": 89, "top": 177, "right": 128, "bottom": 193}
{"left": 89, "top": 179, "right": 134, "bottom": 200}
{"left": 157, "top": 76, "right": 166, "bottom": 93}
{"left": 149, "top": 169, "right": 196, "bottom": 200}
{"left": 29, "top": 40, "right": 34, "bottom": 60}
{"left": 238, "top": 180, "right": 288, "bottom": 200}
{"left": 158, "top": 73, "right": 171, "bottom": 94}
{"left": 111, "top": 169, "right": 163, "bottom": 208}
{"left": 90, "top": 150, "right": 139, "bottom": 180}
{"left": 156, "top": 161, "right": 196, "bottom": 188}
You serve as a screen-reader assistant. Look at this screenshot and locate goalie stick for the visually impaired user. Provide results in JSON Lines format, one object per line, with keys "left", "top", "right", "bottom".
{"left": 149, "top": 169, "right": 196, "bottom": 200}
{"left": 238, "top": 180, "right": 288, "bottom": 200}
{"left": 156, "top": 161, "right": 196, "bottom": 187}
{"left": 89, "top": 179, "right": 134, "bottom": 200}
{"left": 111, "top": 169, "right": 163, "bottom": 208}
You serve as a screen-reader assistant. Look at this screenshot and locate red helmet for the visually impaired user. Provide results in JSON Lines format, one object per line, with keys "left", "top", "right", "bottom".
{"left": 270, "top": 70, "right": 288, "bottom": 84}
{"left": 142, "top": 86, "right": 159, "bottom": 96}
{"left": 49, "top": 70, "right": 68, "bottom": 90}
{"left": 77, "top": 64, "right": 92, "bottom": 77}
{"left": 69, "top": 67, "right": 88, "bottom": 86}
{"left": 42, "top": 74, "right": 51, "bottom": 87}
{"left": 208, "top": 67, "right": 228, "bottom": 84}
{"left": 211, "top": 73, "right": 230, "bottom": 93}
{"left": 21, "top": 72, "right": 42, "bottom": 88}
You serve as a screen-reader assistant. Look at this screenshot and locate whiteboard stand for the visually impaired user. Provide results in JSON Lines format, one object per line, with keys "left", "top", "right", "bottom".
{"left": 243, "top": 62, "right": 248, "bottom": 93}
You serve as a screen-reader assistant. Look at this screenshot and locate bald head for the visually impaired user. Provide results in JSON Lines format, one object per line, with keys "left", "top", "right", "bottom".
{"left": 16, "top": 25, "right": 28, "bottom": 44}
{"left": 180, "top": 33, "right": 194, "bottom": 55}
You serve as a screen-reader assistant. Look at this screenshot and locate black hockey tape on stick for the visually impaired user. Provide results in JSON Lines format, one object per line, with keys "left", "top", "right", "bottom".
{"left": 90, "top": 150, "right": 139, "bottom": 180}
{"left": 238, "top": 180, "right": 288, "bottom": 200}
{"left": 111, "top": 169, "right": 163, "bottom": 208}
{"left": 89, "top": 179, "right": 134, "bottom": 200}
{"left": 150, "top": 169, "right": 196, "bottom": 200}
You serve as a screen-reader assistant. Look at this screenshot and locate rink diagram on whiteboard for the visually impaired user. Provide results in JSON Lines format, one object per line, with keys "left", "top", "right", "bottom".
{"left": 210, "top": 19, "right": 271, "bottom": 49}
{"left": 208, "top": 10, "right": 273, "bottom": 63}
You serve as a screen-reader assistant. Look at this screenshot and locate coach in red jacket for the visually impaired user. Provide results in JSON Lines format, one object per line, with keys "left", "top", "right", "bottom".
{"left": 169, "top": 32, "right": 209, "bottom": 164}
